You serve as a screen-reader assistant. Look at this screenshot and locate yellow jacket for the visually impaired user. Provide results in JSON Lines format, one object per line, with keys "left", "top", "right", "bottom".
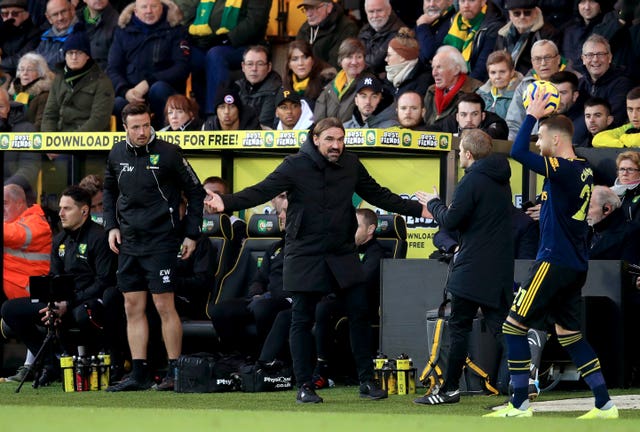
{"left": 592, "top": 123, "right": 640, "bottom": 148}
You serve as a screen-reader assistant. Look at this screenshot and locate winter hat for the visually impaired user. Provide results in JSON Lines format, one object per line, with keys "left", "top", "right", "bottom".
{"left": 63, "top": 31, "right": 92, "bottom": 56}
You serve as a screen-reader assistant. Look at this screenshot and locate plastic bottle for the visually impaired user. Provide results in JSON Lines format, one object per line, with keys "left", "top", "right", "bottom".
{"left": 60, "top": 353, "right": 75, "bottom": 392}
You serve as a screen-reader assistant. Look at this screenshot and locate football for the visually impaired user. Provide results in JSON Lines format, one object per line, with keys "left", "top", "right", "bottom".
{"left": 522, "top": 80, "right": 560, "bottom": 112}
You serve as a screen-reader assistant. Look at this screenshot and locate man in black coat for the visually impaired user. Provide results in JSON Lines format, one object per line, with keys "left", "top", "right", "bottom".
{"left": 204, "top": 117, "right": 429, "bottom": 404}
{"left": 429, "top": 92, "right": 509, "bottom": 139}
{"left": 415, "top": 128, "right": 514, "bottom": 405}
{"left": 0, "top": 0, "right": 42, "bottom": 78}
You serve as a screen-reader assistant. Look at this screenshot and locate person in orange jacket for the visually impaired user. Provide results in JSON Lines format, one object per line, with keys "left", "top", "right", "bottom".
{"left": 3, "top": 183, "right": 52, "bottom": 301}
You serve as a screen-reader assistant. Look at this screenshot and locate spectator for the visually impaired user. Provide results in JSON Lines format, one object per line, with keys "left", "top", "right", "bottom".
{"left": 574, "top": 34, "right": 633, "bottom": 144}
{"left": 107, "top": 0, "right": 190, "bottom": 129}
{"left": 344, "top": 74, "right": 398, "bottom": 129}
{"left": 77, "top": 0, "right": 119, "bottom": 71}
{"left": 208, "top": 192, "right": 289, "bottom": 356}
{"left": 282, "top": 40, "right": 336, "bottom": 112}
{"left": 1, "top": 87, "right": 39, "bottom": 204}
{"left": 0, "top": 0, "right": 42, "bottom": 78}
{"left": 358, "top": 0, "right": 404, "bottom": 76}
{"left": 549, "top": 70, "right": 581, "bottom": 125}
{"left": 296, "top": 0, "right": 359, "bottom": 69}
{"left": 188, "top": 0, "right": 269, "bottom": 117}
{"left": 494, "top": 0, "right": 559, "bottom": 76}
{"left": 476, "top": 50, "right": 523, "bottom": 119}
{"left": 505, "top": 39, "right": 564, "bottom": 139}
{"left": 593, "top": 87, "right": 640, "bottom": 148}
{"left": 314, "top": 38, "right": 367, "bottom": 123}
{"left": 160, "top": 94, "right": 202, "bottom": 131}
{"left": 8, "top": 52, "right": 55, "bottom": 130}
{"left": 2, "top": 183, "right": 52, "bottom": 301}
{"left": 579, "top": 97, "right": 613, "bottom": 147}
{"left": 103, "top": 103, "right": 205, "bottom": 392}
{"left": 274, "top": 88, "right": 314, "bottom": 131}
{"left": 396, "top": 90, "right": 427, "bottom": 130}
{"left": 41, "top": 31, "right": 114, "bottom": 132}
{"left": 587, "top": 185, "right": 640, "bottom": 262}
{"left": 202, "top": 85, "right": 260, "bottom": 131}
{"left": 78, "top": 173, "right": 104, "bottom": 216}
{"left": 203, "top": 117, "right": 429, "bottom": 404}
{"left": 415, "top": 0, "right": 456, "bottom": 67}
{"left": 429, "top": 92, "right": 509, "bottom": 139}
{"left": 441, "top": 0, "right": 506, "bottom": 82}
{"left": 610, "top": 150, "right": 640, "bottom": 222}
{"left": 423, "top": 45, "right": 483, "bottom": 129}
{"left": 382, "top": 27, "right": 431, "bottom": 98}
{"left": 561, "top": 0, "right": 621, "bottom": 69}
{"left": 236, "top": 45, "right": 282, "bottom": 130}
{"left": 37, "top": 0, "right": 79, "bottom": 70}
{"left": 2, "top": 185, "right": 116, "bottom": 386}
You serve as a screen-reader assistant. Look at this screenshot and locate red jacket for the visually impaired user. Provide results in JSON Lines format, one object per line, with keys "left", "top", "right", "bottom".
{"left": 3, "top": 205, "right": 52, "bottom": 299}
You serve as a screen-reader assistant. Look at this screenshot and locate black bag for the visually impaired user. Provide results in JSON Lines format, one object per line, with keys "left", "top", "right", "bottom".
{"left": 174, "top": 353, "right": 244, "bottom": 393}
{"left": 239, "top": 363, "right": 294, "bottom": 392}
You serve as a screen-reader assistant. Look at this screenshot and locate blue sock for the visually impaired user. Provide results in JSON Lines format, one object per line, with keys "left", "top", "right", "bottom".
{"left": 503, "top": 322, "right": 530, "bottom": 409}
{"left": 557, "top": 332, "right": 610, "bottom": 409}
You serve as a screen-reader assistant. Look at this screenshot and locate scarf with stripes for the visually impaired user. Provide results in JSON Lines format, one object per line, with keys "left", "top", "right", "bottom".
{"left": 189, "top": 0, "right": 242, "bottom": 36}
{"left": 442, "top": 5, "right": 486, "bottom": 65}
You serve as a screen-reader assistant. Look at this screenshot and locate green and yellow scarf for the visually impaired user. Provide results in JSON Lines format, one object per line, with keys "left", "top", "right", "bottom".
{"left": 189, "top": 0, "right": 242, "bottom": 36}
{"left": 442, "top": 4, "right": 487, "bottom": 64}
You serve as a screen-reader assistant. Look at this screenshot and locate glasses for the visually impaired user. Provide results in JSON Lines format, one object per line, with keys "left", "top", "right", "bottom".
{"left": 510, "top": 9, "right": 533, "bottom": 18}
{"left": 17, "top": 67, "right": 38, "bottom": 74}
{"left": 300, "top": 3, "right": 327, "bottom": 13}
{"left": 618, "top": 167, "right": 640, "bottom": 174}
{"left": 531, "top": 54, "right": 558, "bottom": 64}
{"left": 582, "top": 52, "right": 610, "bottom": 60}
{"left": 65, "top": 50, "right": 86, "bottom": 57}
{"left": 243, "top": 61, "right": 268, "bottom": 68}
{"left": 1, "top": 9, "right": 24, "bottom": 18}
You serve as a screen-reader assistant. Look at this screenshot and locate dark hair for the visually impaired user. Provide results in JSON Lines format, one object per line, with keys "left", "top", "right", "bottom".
{"left": 540, "top": 114, "right": 574, "bottom": 137}
{"left": 284, "top": 40, "right": 335, "bottom": 102}
{"left": 78, "top": 174, "right": 103, "bottom": 198}
{"left": 163, "top": 95, "right": 200, "bottom": 125}
{"left": 486, "top": 50, "right": 514, "bottom": 70}
{"left": 312, "top": 117, "right": 345, "bottom": 137}
{"left": 460, "top": 129, "right": 492, "bottom": 160}
{"left": 203, "top": 176, "right": 229, "bottom": 194}
{"left": 243, "top": 45, "right": 272, "bottom": 63}
{"left": 627, "top": 86, "right": 640, "bottom": 101}
{"left": 62, "top": 185, "right": 92, "bottom": 210}
{"left": 549, "top": 71, "right": 579, "bottom": 91}
{"left": 584, "top": 96, "right": 611, "bottom": 114}
{"left": 356, "top": 208, "right": 378, "bottom": 229}
{"left": 457, "top": 92, "right": 485, "bottom": 112}
{"left": 121, "top": 103, "right": 151, "bottom": 125}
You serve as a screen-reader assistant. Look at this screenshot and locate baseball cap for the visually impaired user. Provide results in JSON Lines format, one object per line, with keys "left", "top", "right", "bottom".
{"left": 0, "top": 0, "right": 28, "bottom": 9}
{"left": 355, "top": 75, "right": 383, "bottom": 94}
{"left": 297, "top": 0, "right": 332, "bottom": 9}
{"left": 275, "top": 89, "right": 302, "bottom": 107}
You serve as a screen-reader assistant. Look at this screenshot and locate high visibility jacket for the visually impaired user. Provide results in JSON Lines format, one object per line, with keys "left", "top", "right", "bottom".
{"left": 3, "top": 205, "right": 52, "bottom": 299}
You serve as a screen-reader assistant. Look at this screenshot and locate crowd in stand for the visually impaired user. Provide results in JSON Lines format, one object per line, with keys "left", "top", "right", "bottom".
{"left": 3, "top": 0, "right": 640, "bottom": 393}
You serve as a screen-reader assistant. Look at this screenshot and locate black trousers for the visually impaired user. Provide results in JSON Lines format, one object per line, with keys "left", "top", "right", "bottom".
{"left": 290, "top": 282, "right": 373, "bottom": 387}
{"left": 442, "top": 294, "right": 507, "bottom": 392}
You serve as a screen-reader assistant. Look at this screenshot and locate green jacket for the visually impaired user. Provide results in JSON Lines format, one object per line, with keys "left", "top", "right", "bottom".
{"left": 41, "top": 62, "right": 114, "bottom": 132}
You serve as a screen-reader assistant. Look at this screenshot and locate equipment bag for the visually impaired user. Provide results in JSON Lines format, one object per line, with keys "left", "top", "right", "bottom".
{"left": 239, "top": 363, "right": 293, "bottom": 392}
{"left": 174, "top": 352, "right": 244, "bottom": 393}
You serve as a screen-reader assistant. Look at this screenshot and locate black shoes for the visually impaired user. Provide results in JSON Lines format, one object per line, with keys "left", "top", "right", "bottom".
{"left": 296, "top": 383, "right": 323, "bottom": 403}
{"left": 154, "top": 375, "right": 175, "bottom": 391}
{"left": 413, "top": 389, "right": 460, "bottom": 405}
{"left": 359, "top": 381, "right": 388, "bottom": 400}
{"left": 105, "top": 376, "right": 154, "bottom": 392}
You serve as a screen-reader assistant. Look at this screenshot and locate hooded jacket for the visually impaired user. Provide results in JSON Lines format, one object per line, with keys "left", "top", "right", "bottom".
{"left": 219, "top": 137, "right": 423, "bottom": 293}
{"left": 107, "top": 0, "right": 189, "bottom": 97}
{"left": 103, "top": 131, "right": 205, "bottom": 255}
{"left": 427, "top": 153, "right": 514, "bottom": 308}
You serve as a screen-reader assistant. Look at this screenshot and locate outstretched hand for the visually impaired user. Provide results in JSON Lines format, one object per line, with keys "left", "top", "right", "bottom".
{"left": 204, "top": 189, "right": 225, "bottom": 214}
{"left": 415, "top": 187, "right": 439, "bottom": 206}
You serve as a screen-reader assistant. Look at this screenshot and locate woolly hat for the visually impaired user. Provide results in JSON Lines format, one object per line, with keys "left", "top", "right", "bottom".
{"left": 214, "top": 86, "right": 243, "bottom": 112}
{"left": 388, "top": 29, "right": 419, "bottom": 61}
{"left": 504, "top": 0, "right": 537, "bottom": 9}
{"left": 63, "top": 31, "right": 92, "bottom": 56}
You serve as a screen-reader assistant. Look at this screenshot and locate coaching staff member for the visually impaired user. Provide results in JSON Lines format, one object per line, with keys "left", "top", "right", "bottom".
{"left": 205, "top": 117, "right": 430, "bottom": 403}
{"left": 103, "top": 103, "right": 204, "bottom": 391}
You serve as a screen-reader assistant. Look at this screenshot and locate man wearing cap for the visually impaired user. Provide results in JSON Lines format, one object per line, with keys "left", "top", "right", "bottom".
{"left": 275, "top": 88, "right": 314, "bottom": 130}
{"left": 41, "top": 31, "right": 114, "bottom": 132}
{"left": 107, "top": 0, "right": 190, "bottom": 129}
{"left": 296, "top": 0, "right": 359, "bottom": 69}
{"left": 344, "top": 74, "right": 398, "bottom": 129}
{"left": 358, "top": 0, "right": 405, "bottom": 76}
{"left": 236, "top": 45, "right": 282, "bottom": 130}
{"left": 0, "top": 0, "right": 42, "bottom": 79}
{"left": 77, "top": 0, "right": 119, "bottom": 71}
{"left": 202, "top": 86, "right": 260, "bottom": 131}
{"left": 36, "top": 0, "right": 79, "bottom": 70}
{"left": 494, "top": 0, "right": 559, "bottom": 76}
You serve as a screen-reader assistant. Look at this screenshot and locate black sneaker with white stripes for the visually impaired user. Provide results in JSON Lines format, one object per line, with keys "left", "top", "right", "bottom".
{"left": 413, "top": 389, "right": 460, "bottom": 405}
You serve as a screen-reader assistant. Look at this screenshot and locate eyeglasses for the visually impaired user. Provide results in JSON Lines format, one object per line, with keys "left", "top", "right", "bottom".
{"left": 65, "top": 50, "right": 86, "bottom": 57}
{"left": 618, "top": 167, "right": 640, "bottom": 174}
{"left": 17, "top": 67, "right": 38, "bottom": 74}
{"left": 510, "top": 9, "right": 533, "bottom": 18}
{"left": 1, "top": 9, "right": 25, "bottom": 18}
{"left": 531, "top": 54, "right": 558, "bottom": 64}
{"left": 243, "top": 61, "right": 268, "bottom": 68}
{"left": 582, "top": 52, "right": 610, "bottom": 60}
